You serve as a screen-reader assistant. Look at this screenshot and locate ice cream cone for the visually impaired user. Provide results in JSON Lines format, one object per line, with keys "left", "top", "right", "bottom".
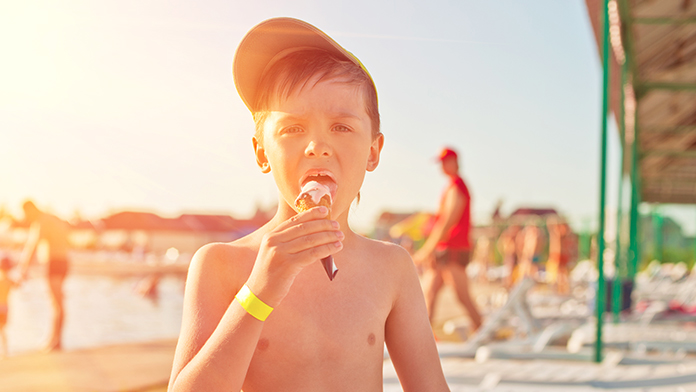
{"left": 295, "top": 181, "right": 339, "bottom": 281}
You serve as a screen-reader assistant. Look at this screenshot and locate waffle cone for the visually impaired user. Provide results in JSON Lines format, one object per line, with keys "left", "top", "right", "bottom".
{"left": 294, "top": 193, "right": 337, "bottom": 281}
{"left": 295, "top": 194, "right": 332, "bottom": 219}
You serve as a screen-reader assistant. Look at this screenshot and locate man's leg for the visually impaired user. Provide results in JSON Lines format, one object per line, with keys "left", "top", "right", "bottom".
{"left": 0, "top": 326, "right": 7, "bottom": 358}
{"left": 45, "top": 275, "right": 65, "bottom": 351}
{"left": 421, "top": 266, "right": 444, "bottom": 324}
{"left": 448, "top": 263, "right": 482, "bottom": 331}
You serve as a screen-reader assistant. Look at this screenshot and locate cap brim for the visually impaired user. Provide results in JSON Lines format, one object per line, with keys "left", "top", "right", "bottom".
{"left": 435, "top": 153, "right": 452, "bottom": 162}
{"left": 233, "top": 17, "right": 364, "bottom": 112}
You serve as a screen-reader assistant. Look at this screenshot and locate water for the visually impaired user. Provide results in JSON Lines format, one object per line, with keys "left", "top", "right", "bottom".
{"left": 4, "top": 274, "right": 185, "bottom": 356}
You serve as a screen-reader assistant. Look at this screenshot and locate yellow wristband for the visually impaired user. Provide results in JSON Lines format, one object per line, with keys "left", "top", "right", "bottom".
{"left": 235, "top": 285, "right": 274, "bottom": 321}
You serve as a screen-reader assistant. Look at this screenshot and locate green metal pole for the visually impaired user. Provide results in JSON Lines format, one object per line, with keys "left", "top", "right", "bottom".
{"left": 612, "top": 176, "right": 624, "bottom": 323}
{"left": 653, "top": 208, "right": 663, "bottom": 262}
{"left": 612, "top": 75, "right": 626, "bottom": 323}
{"left": 595, "top": 0, "right": 611, "bottom": 364}
{"left": 628, "top": 111, "right": 640, "bottom": 279}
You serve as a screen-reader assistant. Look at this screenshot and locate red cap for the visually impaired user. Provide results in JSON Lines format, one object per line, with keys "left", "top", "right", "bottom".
{"left": 436, "top": 147, "right": 458, "bottom": 161}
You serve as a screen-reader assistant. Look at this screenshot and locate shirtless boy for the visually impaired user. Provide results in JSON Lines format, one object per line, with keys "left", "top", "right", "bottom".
{"left": 168, "top": 18, "right": 449, "bottom": 391}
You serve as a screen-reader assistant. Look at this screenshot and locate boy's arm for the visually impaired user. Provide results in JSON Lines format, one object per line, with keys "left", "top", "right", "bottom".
{"left": 385, "top": 246, "right": 450, "bottom": 391}
{"left": 168, "top": 243, "right": 262, "bottom": 392}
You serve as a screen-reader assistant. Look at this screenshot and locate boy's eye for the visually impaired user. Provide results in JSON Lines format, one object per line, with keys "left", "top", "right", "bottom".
{"left": 281, "top": 126, "right": 303, "bottom": 134}
{"left": 332, "top": 124, "right": 351, "bottom": 133}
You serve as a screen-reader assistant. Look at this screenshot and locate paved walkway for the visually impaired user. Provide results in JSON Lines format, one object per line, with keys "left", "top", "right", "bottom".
{"left": 385, "top": 343, "right": 696, "bottom": 391}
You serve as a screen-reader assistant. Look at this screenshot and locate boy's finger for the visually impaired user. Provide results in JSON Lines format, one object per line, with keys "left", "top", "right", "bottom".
{"left": 274, "top": 206, "right": 330, "bottom": 231}
{"left": 292, "top": 240, "right": 343, "bottom": 266}
{"left": 277, "top": 218, "right": 339, "bottom": 242}
{"left": 285, "top": 230, "right": 344, "bottom": 255}
{"left": 273, "top": 212, "right": 337, "bottom": 242}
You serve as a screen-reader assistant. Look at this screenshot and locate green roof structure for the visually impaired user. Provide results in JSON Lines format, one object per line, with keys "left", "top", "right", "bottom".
{"left": 585, "top": 0, "right": 696, "bottom": 363}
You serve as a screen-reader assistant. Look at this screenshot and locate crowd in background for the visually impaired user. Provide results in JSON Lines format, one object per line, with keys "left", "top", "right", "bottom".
{"left": 387, "top": 208, "right": 580, "bottom": 296}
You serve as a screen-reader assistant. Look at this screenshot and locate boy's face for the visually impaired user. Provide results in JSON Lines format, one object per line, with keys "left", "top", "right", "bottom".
{"left": 253, "top": 77, "right": 383, "bottom": 218}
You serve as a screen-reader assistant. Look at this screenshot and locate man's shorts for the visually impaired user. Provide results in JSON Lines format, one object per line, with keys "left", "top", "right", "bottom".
{"left": 435, "top": 249, "right": 471, "bottom": 267}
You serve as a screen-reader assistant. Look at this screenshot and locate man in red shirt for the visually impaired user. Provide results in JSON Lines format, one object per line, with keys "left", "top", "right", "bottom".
{"left": 414, "top": 147, "right": 482, "bottom": 333}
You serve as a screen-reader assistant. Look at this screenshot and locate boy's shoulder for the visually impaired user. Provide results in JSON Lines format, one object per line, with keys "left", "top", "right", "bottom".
{"left": 353, "top": 235, "right": 415, "bottom": 274}
{"left": 198, "top": 232, "right": 260, "bottom": 258}
{"left": 358, "top": 235, "right": 409, "bottom": 256}
{"left": 187, "top": 232, "right": 262, "bottom": 290}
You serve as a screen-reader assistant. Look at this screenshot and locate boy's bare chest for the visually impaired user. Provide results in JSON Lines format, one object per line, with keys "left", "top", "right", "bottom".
{"left": 265, "top": 263, "right": 388, "bottom": 351}
{"left": 244, "top": 262, "right": 391, "bottom": 389}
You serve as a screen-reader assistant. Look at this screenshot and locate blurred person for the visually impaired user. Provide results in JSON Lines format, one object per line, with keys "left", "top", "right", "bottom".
{"left": 491, "top": 199, "right": 504, "bottom": 227}
{"left": 0, "top": 255, "right": 17, "bottom": 358}
{"left": 18, "top": 200, "right": 71, "bottom": 352}
{"left": 497, "top": 224, "right": 521, "bottom": 288}
{"left": 413, "top": 147, "right": 482, "bottom": 333}
{"left": 472, "top": 235, "right": 493, "bottom": 283}
{"left": 547, "top": 218, "right": 577, "bottom": 295}
{"left": 489, "top": 200, "right": 505, "bottom": 248}
{"left": 516, "top": 221, "right": 544, "bottom": 281}
{"left": 135, "top": 273, "right": 162, "bottom": 305}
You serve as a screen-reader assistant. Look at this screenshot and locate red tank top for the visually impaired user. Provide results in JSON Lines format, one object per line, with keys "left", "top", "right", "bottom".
{"left": 437, "top": 176, "right": 471, "bottom": 250}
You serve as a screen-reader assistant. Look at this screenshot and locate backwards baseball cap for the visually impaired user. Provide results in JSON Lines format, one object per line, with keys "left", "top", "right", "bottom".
{"left": 233, "top": 17, "right": 376, "bottom": 112}
{"left": 436, "top": 147, "right": 458, "bottom": 161}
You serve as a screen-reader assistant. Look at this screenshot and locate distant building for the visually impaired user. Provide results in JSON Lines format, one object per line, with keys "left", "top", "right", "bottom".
{"left": 509, "top": 207, "right": 559, "bottom": 222}
{"left": 93, "top": 207, "right": 275, "bottom": 255}
{"left": 1, "top": 206, "right": 276, "bottom": 258}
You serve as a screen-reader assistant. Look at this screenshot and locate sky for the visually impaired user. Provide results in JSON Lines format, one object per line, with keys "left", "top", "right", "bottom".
{"left": 1, "top": 0, "right": 694, "bottom": 235}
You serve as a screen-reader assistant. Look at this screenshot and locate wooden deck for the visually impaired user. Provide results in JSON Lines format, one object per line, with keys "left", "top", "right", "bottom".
{"left": 0, "top": 340, "right": 175, "bottom": 392}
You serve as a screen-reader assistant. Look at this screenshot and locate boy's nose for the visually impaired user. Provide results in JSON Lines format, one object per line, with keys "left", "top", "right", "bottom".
{"left": 304, "top": 140, "right": 332, "bottom": 158}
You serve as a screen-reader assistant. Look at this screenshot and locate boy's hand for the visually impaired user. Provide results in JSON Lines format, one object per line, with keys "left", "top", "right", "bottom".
{"left": 246, "top": 206, "right": 343, "bottom": 306}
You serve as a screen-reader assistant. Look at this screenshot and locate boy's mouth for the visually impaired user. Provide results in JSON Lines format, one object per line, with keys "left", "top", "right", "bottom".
{"left": 300, "top": 171, "right": 337, "bottom": 198}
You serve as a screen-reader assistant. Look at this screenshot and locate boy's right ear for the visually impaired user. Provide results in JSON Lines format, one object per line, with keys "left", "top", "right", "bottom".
{"left": 252, "top": 136, "right": 271, "bottom": 173}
